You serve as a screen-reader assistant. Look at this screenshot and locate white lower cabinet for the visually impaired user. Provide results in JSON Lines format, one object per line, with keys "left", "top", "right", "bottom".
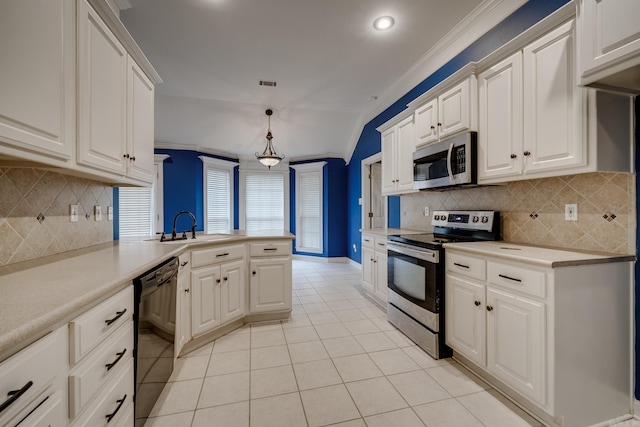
{"left": 361, "top": 234, "right": 388, "bottom": 303}
{"left": 249, "top": 258, "right": 292, "bottom": 313}
{"left": 445, "top": 247, "right": 632, "bottom": 427}
{"left": 175, "top": 252, "right": 191, "bottom": 358}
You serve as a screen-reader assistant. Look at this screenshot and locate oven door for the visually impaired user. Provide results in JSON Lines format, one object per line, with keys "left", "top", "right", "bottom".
{"left": 387, "top": 242, "right": 441, "bottom": 313}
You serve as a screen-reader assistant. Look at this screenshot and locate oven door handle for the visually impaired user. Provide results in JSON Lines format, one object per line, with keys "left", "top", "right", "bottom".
{"left": 446, "top": 142, "right": 455, "bottom": 181}
{"left": 387, "top": 243, "right": 439, "bottom": 263}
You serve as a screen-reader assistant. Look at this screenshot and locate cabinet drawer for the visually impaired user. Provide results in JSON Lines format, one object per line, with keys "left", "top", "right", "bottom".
{"left": 0, "top": 327, "right": 66, "bottom": 425}
{"left": 69, "top": 322, "right": 134, "bottom": 419}
{"left": 362, "top": 234, "right": 374, "bottom": 249}
{"left": 249, "top": 241, "right": 291, "bottom": 257}
{"left": 70, "top": 286, "right": 134, "bottom": 365}
{"left": 446, "top": 252, "right": 486, "bottom": 280}
{"left": 72, "top": 359, "right": 134, "bottom": 427}
{"left": 488, "top": 261, "right": 546, "bottom": 298}
{"left": 373, "top": 237, "right": 388, "bottom": 252}
{"left": 192, "top": 244, "right": 245, "bottom": 267}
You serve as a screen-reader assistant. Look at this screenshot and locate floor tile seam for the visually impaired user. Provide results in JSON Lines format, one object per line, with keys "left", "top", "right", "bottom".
{"left": 145, "top": 409, "right": 195, "bottom": 425}
{"left": 451, "top": 393, "right": 489, "bottom": 426}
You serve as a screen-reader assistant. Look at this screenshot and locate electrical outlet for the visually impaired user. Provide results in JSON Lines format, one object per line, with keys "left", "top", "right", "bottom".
{"left": 424, "top": 207, "right": 430, "bottom": 217}
{"left": 69, "top": 205, "right": 78, "bottom": 223}
{"left": 352, "top": 244, "right": 357, "bottom": 253}
{"left": 107, "top": 206, "right": 113, "bottom": 221}
{"left": 565, "top": 204, "right": 578, "bottom": 221}
{"left": 94, "top": 205, "right": 102, "bottom": 221}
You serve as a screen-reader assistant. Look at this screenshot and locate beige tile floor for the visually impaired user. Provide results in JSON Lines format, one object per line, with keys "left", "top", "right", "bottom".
{"left": 143, "top": 259, "right": 631, "bottom": 427}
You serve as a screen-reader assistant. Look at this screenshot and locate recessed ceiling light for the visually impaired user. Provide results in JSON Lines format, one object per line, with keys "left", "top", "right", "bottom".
{"left": 373, "top": 16, "right": 394, "bottom": 31}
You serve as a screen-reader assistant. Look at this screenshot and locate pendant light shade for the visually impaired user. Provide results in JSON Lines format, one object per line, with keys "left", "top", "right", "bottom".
{"left": 256, "top": 109, "right": 284, "bottom": 169}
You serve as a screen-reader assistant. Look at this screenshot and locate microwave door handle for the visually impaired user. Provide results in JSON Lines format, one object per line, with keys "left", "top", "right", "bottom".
{"left": 446, "top": 142, "right": 455, "bottom": 181}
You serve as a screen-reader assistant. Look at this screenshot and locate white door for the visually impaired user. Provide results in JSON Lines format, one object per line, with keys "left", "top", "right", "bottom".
{"left": 396, "top": 115, "right": 416, "bottom": 193}
{"left": 220, "top": 260, "right": 245, "bottom": 324}
{"left": 486, "top": 287, "right": 546, "bottom": 405}
{"left": 415, "top": 99, "right": 438, "bottom": 146}
{"left": 191, "top": 266, "right": 221, "bottom": 336}
{"left": 381, "top": 127, "right": 396, "bottom": 195}
{"left": 478, "top": 52, "right": 523, "bottom": 181}
{"left": 0, "top": 0, "right": 74, "bottom": 160}
{"left": 250, "top": 258, "right": 291, "bottom": 313}
{"left": 77, "top": 0, "right": 127, "bottom": 174}
{"left": 438, "top": 79, "right": 470, "bottom": 138}
{"left": 374, "top": 251, "right": 388, "bottom": 303}
{"left": 523, "top": 20, "right": 584, "bottom": 174}
{"left": 126, "top": 59, "right": 155, "bottom": 183}
{"left": 445, "top": 275, "right": 486, "bottom": 366}
{"left": 362, "top": 247, "right": 375, "bottom": 294}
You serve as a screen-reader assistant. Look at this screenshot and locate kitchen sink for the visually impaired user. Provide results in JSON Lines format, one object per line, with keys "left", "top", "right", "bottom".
{"left": 145, "top": 234, "right": 236, "bottom": 244}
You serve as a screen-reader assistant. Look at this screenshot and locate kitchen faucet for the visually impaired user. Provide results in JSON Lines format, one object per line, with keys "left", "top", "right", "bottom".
{"left": 167, "top": 210, "right": 197, "bottom": 241}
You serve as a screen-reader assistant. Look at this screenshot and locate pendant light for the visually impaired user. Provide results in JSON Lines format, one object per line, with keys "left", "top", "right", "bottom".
{"left": 255, "top": 109, "right": 284, "bottom": 169}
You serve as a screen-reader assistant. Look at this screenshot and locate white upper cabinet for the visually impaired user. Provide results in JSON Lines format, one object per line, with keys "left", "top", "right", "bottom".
{"left": 126, "top": 59, "right": 155, "bottom": 182}
{"left": 379, "top": 114, "right": 416, "bottom": 196}
{"left": 0, "top": 0, "right": 74, "bottom": 161}
{"left": 413, "top": 75, "right": 477, "bottom": 148}
{"left": 577, "top": 0, "right": 640, "bottom": 90}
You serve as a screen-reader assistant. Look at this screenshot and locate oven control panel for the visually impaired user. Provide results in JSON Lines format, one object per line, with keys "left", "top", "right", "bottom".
{"left": 431, "top": 210, "right": 497, "bottom": 231}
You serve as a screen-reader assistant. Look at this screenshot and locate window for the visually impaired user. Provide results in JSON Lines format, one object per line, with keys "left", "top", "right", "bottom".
{"left": 240, "top": 160, "right": 289, "bottom": 232}
{"left": 292, "top": 162, "right": 325, "bottom": 253}
{"left": 200, "top": 156, "right": 236, "bottom": 233}
{"left": 118, "top": 154, "right": 168, "bottom": 238}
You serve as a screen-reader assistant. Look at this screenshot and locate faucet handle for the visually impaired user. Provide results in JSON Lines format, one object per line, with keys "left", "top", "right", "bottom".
{"left": 159, "top": 232, "right": 166, "bottom": 242}
{"left": 181, "top": 230, "right": 187, "bottom": 239}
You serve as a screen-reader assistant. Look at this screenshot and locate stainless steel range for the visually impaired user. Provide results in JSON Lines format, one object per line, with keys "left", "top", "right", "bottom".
{"left": 386, "top": 210, "right": 500, "bottom": 359}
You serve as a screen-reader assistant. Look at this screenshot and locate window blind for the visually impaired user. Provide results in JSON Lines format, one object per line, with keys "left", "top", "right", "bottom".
{"left": 119, "top": 187, "right": 153, "bottom": 237}
{"left": 297, "top": 170, "right": 322, "bottom": 251}
{"left": 245, "top": 172, "right": 284, "bottom": 231}
{"left": 206, "top": 167, "right": 231, "bottom": 233}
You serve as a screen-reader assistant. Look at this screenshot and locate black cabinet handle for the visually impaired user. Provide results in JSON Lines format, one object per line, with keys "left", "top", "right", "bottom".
{"left": 216, "top": 253, "right": 230, "bottom": 257}
{"left": 105, "top": 309, "right": 127, "bottom": 326}
{"left": 105, "top": 394, "right": 127, "bottom": 423}
{"left": 252, "top": 271, "right": 256, "bottom": 275}
{"left": 180, "top": 261, "right": 189, "bottom": 267}
{"left": 223, "top": 277, "right": 228, "bottom": 281}
{"left": 510, "top": 154, "right": 517, "bottom": 159}
{"left": 487, "top": 306, "right": 494, "bottom": 312}
{"left": 216, "top": 278, "right": 221, "bottom": 283}
{"left": 523, "top": 151, "right": 531, "bottom": 156}
{"left": 0, "top": 381, "right": 33, "bottom": 414}
{"left": 453, "top": 263, "right": 469, "bottom": 269}
{"left": 263, "top": 248, "right": 278, "bottom": 252}
{"left": 474, "top": 301, "right": 481, "bottom": 306}
{"left": 105, "top": 349, "right": 127, "bottom": 371}
{"left": 498, "top": 274, "right": 522, "bottom": 283}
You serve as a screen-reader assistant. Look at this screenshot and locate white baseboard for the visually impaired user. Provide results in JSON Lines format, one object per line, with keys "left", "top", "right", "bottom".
{"left": 292, "top": 255, "right": 358, "bottom": 265}
{"left": 634, "top": 399, "right": 640, "bottom": 419}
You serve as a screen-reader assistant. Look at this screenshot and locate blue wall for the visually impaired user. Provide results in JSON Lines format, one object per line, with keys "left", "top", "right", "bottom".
{"left": 346, "top": 0, "right": 570, "bottom": 264}
{"left": 290, "top": 158, "right": 348, "bottom": 258}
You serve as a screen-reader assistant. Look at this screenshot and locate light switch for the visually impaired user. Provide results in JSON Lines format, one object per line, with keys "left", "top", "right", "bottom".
{"left": 565, "top": 204, "right": 577, "bottom": 221}
{"left": 94, "top": 205, "right": 102, "bottom": 221}
{"left": 107, "top": 206, "right": 113, "bottom": 221}
{"left": 70, "top": 205, "right": 78, "bottom": 223}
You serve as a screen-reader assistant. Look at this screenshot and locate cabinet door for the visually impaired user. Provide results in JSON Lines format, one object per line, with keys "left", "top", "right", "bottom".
{"left": 486, "top": 287, "right": 546, "bottom": 405}
{"left": 220, "top": 260, "right": 245, "bottom": 324}
{"left": 523, "top": 20, "right": 584, "bottom": 174}
{"left": 362, "top": 247, "right": 375, "bottom": 294}
{"left": 478, "top": 52, "right": 523, "bottom": 181}
{"left": 415, "top": 99, "right": 439, "bottom": 146}
{"left": 578, "top": 0, "right": 640, "bottom": 85}
{"left": 374, "top": 251, "right": 388, "bottom": 303}
{"left": 438, "top": 79, "right": 470, "bottom": 138}
{"left": 380, "top": 127, "right": 396, "bottom": 195}
{"left": 250, "top": 258, "right": 292, "bottom": 313}
{"left": 396, "top": 115, "right": 416, "bottom": 192}
{"left": 191, "top": 266, "right": 221, "bottom": 336}
{"left": 445, "top": 275, "right": 485, "bottom": 366}
{"left": 126, "top": 58, "right": 155, "bottom": 182}
{"left": 175, "top": 254, "right": 191, "bottom": 358}
{"left": 77, "top": 0, "right": 128, "bottom": 175}
{"left": 0, "top": 0, "right": 74, "bottom": 160}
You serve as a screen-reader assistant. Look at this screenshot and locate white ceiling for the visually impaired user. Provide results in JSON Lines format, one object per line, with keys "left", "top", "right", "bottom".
{"left": 118, "top": 0, "right": 494, "bottom": 161}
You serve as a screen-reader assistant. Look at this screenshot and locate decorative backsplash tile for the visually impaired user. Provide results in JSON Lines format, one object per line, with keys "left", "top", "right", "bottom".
{"left": 400, "top": 172, "right": 635, "bottom": 254}
{"left": 0, "top": 168, "right": 113, "bottom": 266}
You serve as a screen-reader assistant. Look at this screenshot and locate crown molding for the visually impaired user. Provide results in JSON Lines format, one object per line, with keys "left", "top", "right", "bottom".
{"left": 154, "top": 141, "right": 239, "bottom": 160}
{"left": 344, "top": 0, "right": 527, "bottom": 164}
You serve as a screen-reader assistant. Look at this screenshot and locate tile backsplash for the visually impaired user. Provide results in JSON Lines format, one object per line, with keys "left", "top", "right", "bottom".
{"left": 0, "top": 168, "right": 113, "bottom": 266}
{"left": 401, "top": 172, "right": 635, "bottom": 254}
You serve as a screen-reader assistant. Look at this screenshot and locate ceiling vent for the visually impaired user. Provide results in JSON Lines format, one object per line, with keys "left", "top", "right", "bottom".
{"left": 259, "top": 80, "right": 277, "bottom": 87}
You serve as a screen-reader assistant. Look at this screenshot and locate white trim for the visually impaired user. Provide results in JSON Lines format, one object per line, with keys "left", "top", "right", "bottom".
{"left": 293, "top": 255, "right": 357, "bottom": 264}
{"left": 361, "top": 153, "right": 386, "bottom": 231}
{"left": 155, "top": 141, "right": 240, "bottom": 160}
{"left": 200, "top": 155, "right": 236, "bottom": 233}
{"left": 291, "top": 162, "right": 326, "bottom": 254}
{"left": 345, "top": 0, "right": 527, "bottom": 163}
{"left": 153, "top": 155, "right": 169, "bottom": 233}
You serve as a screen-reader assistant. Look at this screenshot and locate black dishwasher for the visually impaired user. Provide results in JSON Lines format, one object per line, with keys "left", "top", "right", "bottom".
{"left": 133, "top": 256, "right": 178, "bottom": 427}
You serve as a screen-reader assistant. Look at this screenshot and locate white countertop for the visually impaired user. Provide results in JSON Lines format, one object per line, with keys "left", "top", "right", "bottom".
{"left": 443, "top": 241, "right": 635, "bottom": 268}
{"left": 0, "top": 231, "right": 294, "bottom": 360}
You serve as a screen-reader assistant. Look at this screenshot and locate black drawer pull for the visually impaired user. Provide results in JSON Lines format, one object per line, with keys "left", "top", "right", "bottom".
{"left": 453, "top": 263, "right": 469, "bottom": 269}
{"left": 498, "top": 274, "right": 522, "bottom": 283}
{"left": 105, "top": 309, "right": 127, "bottom": 326}
{"left": 105, "top": 394, "right": 127, "bottom": 423}
{"left": 263, "top": 248, "right": 278, "bottom": 251}
{"left": 0, "top": 381, "right": 33, "bottom": 414}
{"left": 216, "top": 253, "right": 230, "bottom": 257}
{"left": 105, "top": 349, "right": 127, "bottom": 371}
{"left": 180, "top": 261, "right": 189, "bottom": 267}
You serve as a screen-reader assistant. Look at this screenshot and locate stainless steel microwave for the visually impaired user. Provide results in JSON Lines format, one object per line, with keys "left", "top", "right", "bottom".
{"left": 413, "top": 132, "right": 477, "bottom": 190}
